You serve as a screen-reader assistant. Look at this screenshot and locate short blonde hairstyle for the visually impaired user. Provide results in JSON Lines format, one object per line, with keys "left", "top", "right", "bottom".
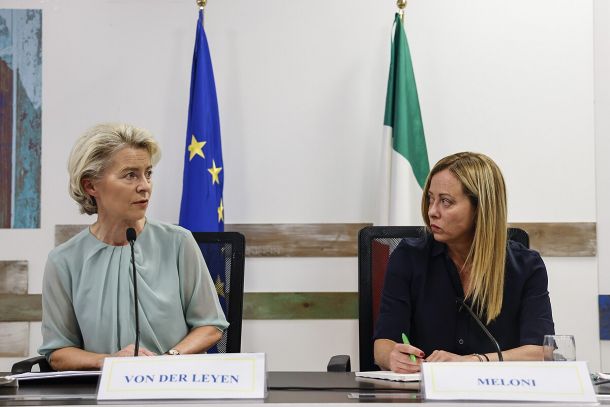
{"left": 68, "top": 123, "right": 161, "bottom": 215}
{"left": 421, "top": 152, "right": 508, "bottom": 323}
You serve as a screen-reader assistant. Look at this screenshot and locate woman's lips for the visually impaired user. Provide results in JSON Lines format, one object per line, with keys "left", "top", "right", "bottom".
{"left": 430, "top": 224, "right": 442, "bottom": 233}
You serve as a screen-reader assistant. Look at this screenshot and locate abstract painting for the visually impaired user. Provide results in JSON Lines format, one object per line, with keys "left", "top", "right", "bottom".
{"left": 0, "top": 9, "right": 41, "bottom": 228}
{"left": 600, "top": 295, "right": 610, "bottom": 340}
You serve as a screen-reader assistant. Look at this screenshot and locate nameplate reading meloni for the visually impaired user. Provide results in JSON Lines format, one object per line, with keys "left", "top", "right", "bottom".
{"left": 97, "top": 353, "right": 266, "bottom": 400}
{"left": 422, "top": 361, "right": 595, "bottom": 403}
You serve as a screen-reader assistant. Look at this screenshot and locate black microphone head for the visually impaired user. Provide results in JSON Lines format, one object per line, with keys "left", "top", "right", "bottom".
{"left": 126, "top": 228, "right": 137, "bottom": 242}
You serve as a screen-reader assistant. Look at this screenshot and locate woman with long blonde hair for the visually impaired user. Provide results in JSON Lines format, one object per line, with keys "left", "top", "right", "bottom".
{"left": 374, "top": 152, "right": 554, "bottom": 372}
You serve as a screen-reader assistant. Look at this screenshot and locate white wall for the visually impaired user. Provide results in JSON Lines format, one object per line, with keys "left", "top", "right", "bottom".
{"left": 595, "top": 0, "right": 610, "bottom": 371}
{"left": 0, "top": 0, "right": 601, "bottom": 372}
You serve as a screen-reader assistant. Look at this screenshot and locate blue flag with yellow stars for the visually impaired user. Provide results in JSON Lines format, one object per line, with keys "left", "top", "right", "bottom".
{"left": 179, "top": 10, "right": 227, "bottom": 353}
{"left": 179, "top": 9, "right": 224, "bottom": 233}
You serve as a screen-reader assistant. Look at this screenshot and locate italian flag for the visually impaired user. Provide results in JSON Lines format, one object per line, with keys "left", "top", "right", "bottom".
{"left": 380, "top": 13, "right": 430, "bottom": 226}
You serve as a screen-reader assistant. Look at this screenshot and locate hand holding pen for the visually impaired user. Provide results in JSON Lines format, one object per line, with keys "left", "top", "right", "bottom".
{"left": 388, "top": 333, "right": 425, "bottom": 373}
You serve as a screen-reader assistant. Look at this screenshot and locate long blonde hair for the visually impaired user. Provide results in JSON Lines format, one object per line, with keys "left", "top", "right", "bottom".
{"left": 421, "top": 152, "right": 507, "bottom": 323}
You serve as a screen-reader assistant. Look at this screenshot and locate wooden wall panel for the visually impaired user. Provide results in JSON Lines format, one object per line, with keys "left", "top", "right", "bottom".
{"left": 56, "top": 223, "right": 370, "bottom": 257}
{"left": 225, "top": 223, "right": 369, "bottom": 257}
{"left": 57, "top": 222, "right": 596, "bottom": 257}
{"left": 0, "top": 322, "right": 29, "bottom": 357}
{"left": 0, "top": 261, "right": 28, "bottom": 295}
{"left": 0, "top": 260, "right": 30, "bottom": 355}
{"left": 0, "top": 293, "right": 357, "bottom": 321}
{"left": 243, "top": 292, "right": 357, "bottom": 319}
{"left": 55, "top": 224, "right": 87, "bottom": 246}
{"left": 509, "top": 222, "right": 596, "bottom": 257}
{"left": 0, "top": 294, "right": 41, "bottom": 322}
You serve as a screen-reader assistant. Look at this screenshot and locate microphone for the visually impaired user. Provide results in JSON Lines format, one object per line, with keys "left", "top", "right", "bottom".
{"left": 126, "top": 228, "right": 140, "bottom": 357}
{"left": 456, "top": 298, "right": 503, "bottom": 362}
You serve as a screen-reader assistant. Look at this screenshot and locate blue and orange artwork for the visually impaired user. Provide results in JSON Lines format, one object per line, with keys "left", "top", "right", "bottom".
{"left": 0, "top": 9, "right": 42, "bottom": 229}
{"left": 599, "top": 295, "right": 610, "bottom": 340}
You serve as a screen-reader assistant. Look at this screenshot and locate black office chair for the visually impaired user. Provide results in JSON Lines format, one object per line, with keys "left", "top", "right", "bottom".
{"left": 327, "top": 226, "right": 529, "bottom": 372}
{"left": 191, "top": 231, "right": 245, "bottom": 354}
{"left": 11, "top": 231, "right": 245, "bottom": 374}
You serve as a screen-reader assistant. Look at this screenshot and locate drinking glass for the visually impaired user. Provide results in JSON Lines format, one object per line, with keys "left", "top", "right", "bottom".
{"left": 543, "top": 335, "right": 576, "bottom": 361}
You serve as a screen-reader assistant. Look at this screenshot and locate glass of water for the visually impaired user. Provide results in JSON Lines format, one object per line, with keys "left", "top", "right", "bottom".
{"left": 543, "top": 335, "right": 576, "bottom": 361}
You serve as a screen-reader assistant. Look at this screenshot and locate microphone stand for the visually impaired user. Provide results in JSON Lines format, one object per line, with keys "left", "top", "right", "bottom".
{"left": 127, "top": 229, "right": 140, "bottom": 357}
{"left": 456, "top": 298, "right": 503, "bottom": 362}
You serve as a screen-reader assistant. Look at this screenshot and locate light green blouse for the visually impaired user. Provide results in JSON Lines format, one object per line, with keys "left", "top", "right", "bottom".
{"left": 39, "top": 219, "right": 229, "bottom": 358}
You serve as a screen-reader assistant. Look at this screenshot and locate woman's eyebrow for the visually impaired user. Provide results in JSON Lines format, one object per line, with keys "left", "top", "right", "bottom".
{"left": 120, "top": 165, "right": 150, "bottom": 172}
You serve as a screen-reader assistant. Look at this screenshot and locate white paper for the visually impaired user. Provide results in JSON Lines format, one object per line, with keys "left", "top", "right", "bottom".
{"left": 348, "top": 392, "right": 419, "bottom": 399}
{"left": 9, "top": 371, "right": 101, "bottom": 381}
{"left": 355, "top": 371, "right": 420, "bottom": 382}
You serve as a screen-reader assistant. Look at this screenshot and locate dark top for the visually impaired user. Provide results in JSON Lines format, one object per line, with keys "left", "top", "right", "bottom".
{"left": 373, "top": 234, "right": 555, "bottom": 356}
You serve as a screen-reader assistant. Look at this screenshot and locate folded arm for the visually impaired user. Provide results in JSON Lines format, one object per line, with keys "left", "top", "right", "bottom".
{"left": 49, "top": 344, "right": 156, "bottom": 371}
{"left": 481, "top": 344, "right": 543, "bottom": 361}
{"left": 49, "top": 325, "right": 222, "bottom": 370}
{"left": 422, "top": 344, "right": 543, "bottom": 363}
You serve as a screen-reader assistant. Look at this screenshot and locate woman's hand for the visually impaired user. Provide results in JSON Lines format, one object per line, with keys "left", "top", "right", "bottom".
{"left": 169, "top": 326, "right": 223, "bottom": 355}
{"left": 50, "top": 344, "right": 157, "bottom": 371}
{"left": 425, "top": 350, "right": 477, "bottom": 362}
{"left": 388, "top": 343, "right": 425, "bottom": 373}
{"left": 112, "top": 344, "right": 156, "bottom": 357}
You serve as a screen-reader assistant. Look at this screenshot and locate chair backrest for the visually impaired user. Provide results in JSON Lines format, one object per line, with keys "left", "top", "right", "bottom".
{"left": 191, "top": 231, "right": 245, "bottom": 354}
{"left": 357, "top": 226, "right": 529, "bottom": 372}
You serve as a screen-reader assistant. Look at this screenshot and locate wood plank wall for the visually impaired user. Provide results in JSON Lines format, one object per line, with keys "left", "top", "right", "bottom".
{"left": 509, "top": 222, "right": 596, "bottom": 256}
{"left": 1, "top": 222, "right": 597, "bottom": 323}
{"left": 55, "top": 222, "right": 596, "bottom": 257}
{"left": 0, "top": 261, "right": 30, "bottom": 356}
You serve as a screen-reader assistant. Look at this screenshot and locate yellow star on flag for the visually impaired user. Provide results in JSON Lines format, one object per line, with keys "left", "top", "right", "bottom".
{"left": 214, "top": 274, "right": 225, "bottom": 297}
{"left": 217, "top": 199, "right": 224, "bottom": 223}
{"left": 187, "top": 135, "right": 206, "bottom": 161}
{"left": 208, "top": 160, "right": 223, "bottom": 184}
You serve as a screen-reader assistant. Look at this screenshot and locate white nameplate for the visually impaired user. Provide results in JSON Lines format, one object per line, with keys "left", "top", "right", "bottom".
{"left": 97, "top": 353, "right": 266, "bottom": 400}
{"left": 422, "top": 361, "right": 596, "bottom": 403}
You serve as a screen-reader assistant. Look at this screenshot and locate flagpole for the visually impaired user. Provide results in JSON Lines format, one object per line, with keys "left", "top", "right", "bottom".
{"left": 397, "top": 0, "right": 406, "bottom": 21}
{"left": 197, "top": 0, "right": 207, "bottom": 24}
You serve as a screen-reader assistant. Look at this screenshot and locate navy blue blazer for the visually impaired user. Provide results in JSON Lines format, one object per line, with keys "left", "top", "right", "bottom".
{"left": 373, "top": 234, "right": 555, "bottom": 357}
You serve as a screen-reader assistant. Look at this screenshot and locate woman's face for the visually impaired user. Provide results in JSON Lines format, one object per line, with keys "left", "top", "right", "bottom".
{"left": 427, "top": 169, "right": 475, "bottom": 247}
{"left": 85, "top": 147, "right": 153, "bottom": 223}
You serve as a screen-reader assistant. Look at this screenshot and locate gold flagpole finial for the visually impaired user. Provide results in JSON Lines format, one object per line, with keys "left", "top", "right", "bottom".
{"left": 197, "top": 0, "right": 207, "bottom": 10}
{"left": 397, "top": 0, "right": 407, "bottom": 20}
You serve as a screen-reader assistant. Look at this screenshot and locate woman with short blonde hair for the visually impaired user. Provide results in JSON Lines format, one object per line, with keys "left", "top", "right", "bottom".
{"left": 68, "top": 123, "right": 161, "bottom": 215}
{"left": 40, "top": 123, "right": 228, "bottom": 371}
{"left": 374, "top": 152, "right": 554, "bottom": 372}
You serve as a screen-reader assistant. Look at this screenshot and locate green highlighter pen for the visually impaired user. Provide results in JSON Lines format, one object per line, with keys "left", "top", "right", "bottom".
{"left": 401, "top": 333, "right": 417, "bottom": 362}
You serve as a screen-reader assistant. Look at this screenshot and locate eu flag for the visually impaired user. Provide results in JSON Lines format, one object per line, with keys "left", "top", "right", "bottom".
{"left": 179, "top": 9, "right": 224, "bottom": 233}
{"left": 179, "top": 10, "right": 227, "bottom": 353}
